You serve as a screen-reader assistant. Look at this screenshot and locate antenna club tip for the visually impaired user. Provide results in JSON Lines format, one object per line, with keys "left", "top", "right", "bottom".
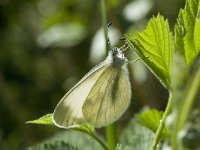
{"left": 108, "top": 22, "right": 112, "bottom": 28}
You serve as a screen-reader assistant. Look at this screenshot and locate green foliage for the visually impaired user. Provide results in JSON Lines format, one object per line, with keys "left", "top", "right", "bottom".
{"left": 28, "top": 0, "right": 200, "bottom": 149}
{"left": 175, "top": 0, "right": 200, "bottom": 64}
{"left": 1, "top": 0, "right": 199, "bottom": 149}
{"left": 119, "top": 118, "right": 155, "bottom": 150}
{"left": 175, "top": 63, "right": 200, "bottom": 132}
{"left": 29, "top": 141, "right": 78, "bottom": 150}
{"left": 27, "top": 114, "right": 95, "bottom": 135}
{"left": 137, "top": 109, "right": 169, "bottom": 138}
{"left": 127, "top": 0, "right": 200, "bottom": 149}
{"left": 127, "top": 14, "right": 172, "bottom": 88}
{"left": 168, "top": 59, "right": 200, "bottom": 149}
{"left": 27, "top": 114, "right": 108, "bottom": 149}
{"left": 27, "top": 114, "right": 54, "bottom": 125}
{"left": 28, "top": 130, "right": 103, "bottom": 150}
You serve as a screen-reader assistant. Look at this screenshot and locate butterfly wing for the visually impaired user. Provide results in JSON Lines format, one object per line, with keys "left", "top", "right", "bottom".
{"left": 53, "top": 63, "right": 110, "bottom": 128}
{"left": 82, "top": 65, "right": 131, "bottom": 127}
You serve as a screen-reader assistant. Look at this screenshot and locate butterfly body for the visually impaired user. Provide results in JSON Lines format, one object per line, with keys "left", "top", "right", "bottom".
{"left": 53, "top": 47, "right": 131, "bottom": 128}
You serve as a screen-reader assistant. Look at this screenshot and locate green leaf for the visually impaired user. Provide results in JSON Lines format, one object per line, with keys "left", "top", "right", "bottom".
{"left": 119, "top": 118, "right": 155, "bottom": 150}
{"left": 137, "top": 109, "right": 170, "bottom": 138}
{"left": 29, "top": 140, "right": 78, "bottom": 150}
{"left": 26, "top": 114, "right": 54, "bottom": 125}
{"left": 27, "top": 114, "right": 108, "bottom": 149}
{"left": 27, "top": 114, "right": 94, "bottom": 133}
{"left": 28, "top": 130, "right": 103, "bottom": 150}
{"left": 174, "top": 0, "right": 200, "bottom": 64}
{"left": 127, "top": 14, "right": 172, "bottom": 88}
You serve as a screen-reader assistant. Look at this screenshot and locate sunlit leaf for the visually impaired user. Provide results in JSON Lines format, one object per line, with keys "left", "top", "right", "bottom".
{"left": 27, "top": 114, "right": 94, "bottom": 133}
{"left": 137, "top": 109, "right": 170, "bottom": 138}
{"left": 27, "top": 114, "right": 54, "bottom": 125}
{"left": 175, "top": 0, "right": 200, "bottom": 64}
{"left": 127, "top": 14, "right": 172, "bottom": 88}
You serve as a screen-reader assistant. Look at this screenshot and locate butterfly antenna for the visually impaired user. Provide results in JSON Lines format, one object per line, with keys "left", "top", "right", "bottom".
{"left": 107, "top": 22, "right": 112, "bottom": 49}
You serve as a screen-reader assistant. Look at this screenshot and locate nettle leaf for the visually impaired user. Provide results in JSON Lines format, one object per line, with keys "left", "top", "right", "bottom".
{"left": 29, "top": 140, "right": 78, "bottom": 150}
{"left": 175, "top": 0, "right": 200, "bottom": 64}
{"left": 137, "top": 109, "right": 170, "bottom": 138}
{"left": 119, "top": 118, "right": 155, "bottom": 150}
{"left": 128, "top": 14, "right": 172, "bottom": 88}
{"left": 28, "top": 130, "right": 103, "bottom": 150}
{"left": 27, "top": 114, "right": 94, "bottom": 133}
{"left": 27, "top": 114, "right": 54, "bottom": 125}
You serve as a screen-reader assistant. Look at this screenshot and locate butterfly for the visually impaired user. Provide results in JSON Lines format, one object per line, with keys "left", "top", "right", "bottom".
{"left": 53, "top": 28, "right": 131, "bottom": 128}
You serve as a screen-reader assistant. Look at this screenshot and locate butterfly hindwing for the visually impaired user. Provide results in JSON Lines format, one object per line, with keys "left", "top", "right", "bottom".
{"left": 82, "top": 65, "right": 131, "bottom": 127}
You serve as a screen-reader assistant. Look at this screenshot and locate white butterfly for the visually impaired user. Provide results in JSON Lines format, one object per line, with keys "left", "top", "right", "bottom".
{"left": 53, "top": 45, "right": 131, "bottom": 128}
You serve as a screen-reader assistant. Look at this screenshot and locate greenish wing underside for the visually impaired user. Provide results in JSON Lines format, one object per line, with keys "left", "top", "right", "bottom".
{"left": 53, "top": 64, "right": 110, "bottom": 127}
{"left": 82, "top": 66, "right": 131, "bottom": 127}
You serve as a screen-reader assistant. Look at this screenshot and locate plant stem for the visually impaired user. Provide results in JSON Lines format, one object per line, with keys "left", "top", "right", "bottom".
{"left": 106, "top": 123, "right": 117, "bottom": 150}
{"left": 89, "top": 132, "right": 109, "bottom": 150}
{"left": 172, "top": 61, "right": 200, "bottom": 150}
{"left": 176, "top": 64, "right": 200, "bottom": 130}
{"left": 100, "top": 1, "right": 117, "bottom": 149}
{"left": 101, "top": 0, "right": 109, "bottom": 55}
{"left": 74, "top": 128, "right": 109, "bottom": 150}
{"left": 151, "top": 92, "right": 173, "bottom": 150}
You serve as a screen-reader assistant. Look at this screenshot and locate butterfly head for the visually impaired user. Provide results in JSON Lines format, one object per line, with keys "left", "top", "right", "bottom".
{"left": 109, "top": 47, "right": 128, "bottom": 67}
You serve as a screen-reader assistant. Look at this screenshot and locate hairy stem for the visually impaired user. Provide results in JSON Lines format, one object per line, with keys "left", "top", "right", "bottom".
{"left": 151, "top": 92, "right": 173, "bottom": 150}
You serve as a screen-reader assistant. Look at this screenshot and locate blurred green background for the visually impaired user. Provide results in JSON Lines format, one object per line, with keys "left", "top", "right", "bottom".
{"left": 0, "top": 0, "right": 185, "bottom": 149}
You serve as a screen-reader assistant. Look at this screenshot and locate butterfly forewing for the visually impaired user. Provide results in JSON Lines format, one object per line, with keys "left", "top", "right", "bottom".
{"left": 53, "top": 63, "right": 110, "bottom": 128}
{"left": 82, "top": 65, "right": 131, "bottom": 127}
